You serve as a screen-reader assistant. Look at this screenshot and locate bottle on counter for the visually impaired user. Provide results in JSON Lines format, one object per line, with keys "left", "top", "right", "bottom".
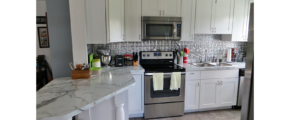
{"left": 183, "top": 47, "right": 189, "bottom": 63}
{"left": 231, "top": 48, "right": 236, "bottom": 62}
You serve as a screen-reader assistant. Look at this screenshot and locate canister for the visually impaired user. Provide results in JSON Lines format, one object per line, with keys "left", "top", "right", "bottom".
{"left": 90, "top": 67, "right": 101, "bottom": 75}
{"left": 92, "top": 59, "right": 101, "bottom": 67}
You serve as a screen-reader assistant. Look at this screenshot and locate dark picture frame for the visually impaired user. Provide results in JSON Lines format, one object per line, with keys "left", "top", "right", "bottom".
{"left": 37, "top": 16, "right": 47, "bottom": 24}
{"left": 38, "top": 27, "right": 50, "bottom": 48}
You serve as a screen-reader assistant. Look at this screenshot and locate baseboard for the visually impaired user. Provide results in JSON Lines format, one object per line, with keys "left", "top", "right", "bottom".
{"left": 129, "top": 113, "right": 144, "bottom": 118}
{"left": 184, "top": 106, "right": 232, "bottom": 113}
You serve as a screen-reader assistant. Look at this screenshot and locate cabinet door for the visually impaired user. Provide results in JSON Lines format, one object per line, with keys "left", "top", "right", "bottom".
{"left": 218, "top": 78, "right": 238, "bottom": 107}
{"left": 214, "top": 0, "right": 234, "bottom": 34}
{"left": 185, "top": 80, "right": 200, "bottom": 110}
{"left": 86, "top": 0, "right": 107, "bottom": 44}
{"left": 128, "top": 74, "right": 143, "bottom": 114}
{"left": 195, "top": 0, "right": 214, "bottom": 34}
{"left": 199, "top": 79, "right": 219, "bottom": 108}
{"left": 180, "top": 0, "right": 195, "bottom": 41}
{"left": 230, "top": 0, "right": 249, "bottom": 41}
{"left": 108, "top": 0, "right": 124, "bottom": 42}
{"left": 162, "top": 0, "right": 181, "bottom": 16}
{"left": 125, "top": 0, "right": 141, "bottom": 41}
{"left": 142, "top": 0, "right": 162, "bottom": 16}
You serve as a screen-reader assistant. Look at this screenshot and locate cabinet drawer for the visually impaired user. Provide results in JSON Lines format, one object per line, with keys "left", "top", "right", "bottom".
{"left": 186, "top": 71, "right": 200, "bottom": 80}
{"left": 201, "top": 70, "right": 238, "bottom": 79}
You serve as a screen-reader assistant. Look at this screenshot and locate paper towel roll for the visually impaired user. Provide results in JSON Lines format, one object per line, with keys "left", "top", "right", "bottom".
{"left": 227, "top": 49, "right": 231, "bottom": 62}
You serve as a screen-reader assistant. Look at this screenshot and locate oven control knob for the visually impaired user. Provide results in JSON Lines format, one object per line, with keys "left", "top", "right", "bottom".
{"left": 169, "top": 54, "right": 172, "bottom": 56}
{"left": 143, "top": 54, "right": 146, "bottom": 57}
{"left": 147, "top": 54, "right": 150, "bottom": 57}
{"left": 165, "top": 54, "right": 168, "bottom": 56}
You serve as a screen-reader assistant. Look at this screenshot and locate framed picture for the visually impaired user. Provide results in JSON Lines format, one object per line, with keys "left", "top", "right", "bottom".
{"left": 37, "top": 16, "right": 47, "bottom": 24}
{"left": 38, "top": 27, "right": 50, "bottom": 48}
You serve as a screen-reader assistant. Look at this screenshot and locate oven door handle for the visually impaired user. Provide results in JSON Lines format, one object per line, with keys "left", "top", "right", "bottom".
{"left": 145, "top": 72, "right": 186, "bottom": 76}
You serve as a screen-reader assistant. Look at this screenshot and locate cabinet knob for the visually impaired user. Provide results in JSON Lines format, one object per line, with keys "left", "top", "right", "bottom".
{"left": 217, "top": 81, "right": 219, "bottom": 85}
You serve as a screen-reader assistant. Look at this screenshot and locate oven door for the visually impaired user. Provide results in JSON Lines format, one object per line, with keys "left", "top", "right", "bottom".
{"left": 142, "top": 21, "right": 181, "bottom": 40}
{"left": 144, "top": 72, "right": 185, "bottom": 104}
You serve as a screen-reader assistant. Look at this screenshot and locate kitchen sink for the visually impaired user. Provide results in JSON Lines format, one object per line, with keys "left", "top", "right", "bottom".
{"left": 210, "top": 63, "right": 233, "bottom": 66}
{"left": 192, "top": 63, "right": 216, "bottom": 67}
{"left": 190, "top": 63, "right": 233, "bottom": 67}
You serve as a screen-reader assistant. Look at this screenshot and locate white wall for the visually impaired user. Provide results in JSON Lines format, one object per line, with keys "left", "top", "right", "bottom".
{"left": 36, "top": 0, "right": 51, "bottom": 65}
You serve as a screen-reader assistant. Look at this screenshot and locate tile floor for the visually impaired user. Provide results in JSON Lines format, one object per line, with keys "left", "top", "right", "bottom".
{"left": 130, "top": 109, "right": 241, "bottom": 120}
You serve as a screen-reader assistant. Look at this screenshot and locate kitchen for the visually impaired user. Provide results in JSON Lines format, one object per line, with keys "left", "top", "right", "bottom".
{"left": 35, "top": 0, "right": 255, "bottom": 118}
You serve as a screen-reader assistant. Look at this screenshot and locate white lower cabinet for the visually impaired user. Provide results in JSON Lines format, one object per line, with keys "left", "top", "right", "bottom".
{"left": 218, "top": 78, "right": 239, "bottom": 107}
{"left": 199, "top": 78, "right": 238, "bottom": 109}
{"left": 185, "top": 70, "right": 239, "bottom": 111}
{"left": 199, "top": 79, "right": 219, "bottom": 109}
{"left": 128, "top": 74, "right": 144, "bottom": 117}
{"left": 185, "top": 80, "right": 200, "bottom": 110}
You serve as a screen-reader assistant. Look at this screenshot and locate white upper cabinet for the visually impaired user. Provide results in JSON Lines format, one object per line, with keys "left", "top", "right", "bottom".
{"left": 162, "top": 0, "right": 181, "bottom": 16}
{"left": 142, "top": 0, "right": 181, "bottom": 17}
{"left": 180, "top": 0, "right": 196, "bottom": 41}
{"left": 222, "top": 0, "right": 250, "bottom": 41}
{"left": 107, "top": 0, "right": 125, "bottom": 43}
{"left": 125, "top": 0, "right": 142, "bottom": 42}
{"left": 142, "top": 0, "right": 162, "bottom": 16}
{"left": 86, "top": 0, "right": 107, "bottom": 44}
{"left": 195, "top": 0, "right": 234, "bottom": 34}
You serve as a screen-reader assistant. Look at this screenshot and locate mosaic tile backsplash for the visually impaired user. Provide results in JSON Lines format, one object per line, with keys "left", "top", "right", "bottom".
{"left": 87, "top": 34, "right": 246, "bottom": 61}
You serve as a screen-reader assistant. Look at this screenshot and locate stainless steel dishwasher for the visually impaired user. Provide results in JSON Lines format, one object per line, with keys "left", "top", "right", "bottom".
{"left": 233, "top": 68, "right": 245, "bottom": 109}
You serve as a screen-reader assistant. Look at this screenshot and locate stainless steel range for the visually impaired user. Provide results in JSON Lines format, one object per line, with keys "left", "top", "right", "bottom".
{"left": 139, "top": 51, "right": 186, "bottom": 119}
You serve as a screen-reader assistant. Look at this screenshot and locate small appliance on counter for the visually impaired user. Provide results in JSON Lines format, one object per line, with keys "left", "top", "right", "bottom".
{"left": 94, "top": 49, "right": 111, "bottom": 66}
{"left": 124, "top": 54, "right": 133, "bottom": 66}
{"left": 101, "top": 55, "right": 111, "bottom": 67}
{"left": 115, "top": 55, "right": 124, "bottom": 67}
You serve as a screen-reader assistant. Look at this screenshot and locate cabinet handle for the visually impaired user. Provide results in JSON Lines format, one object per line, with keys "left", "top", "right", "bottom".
{"left": 123, "top": 34, "right": 124, "bottom": 40}
{"left": 197, "top": 82, "right": 199, "bottom": 87}
{"left": 159, "top": 10, "right": 161, "bottom": 15}
{"left": 191, "top": 35, "right": 193, "bottom": 40}
{"left": 163, "top": 10, "right": 164, "bottom": 15}
{"left": 139, "top": 35, "right": 140, "bottom": 40}
{"left": 221, "top": 81, "right": 223, "bottom": 85}
{"left": 215, "top": 0, "right": 217, "bottom": 3}
{"left": 217, "top": 81, "right": 219, "bottom": 85}
{"left": 190, "top": 73, "right": 194, "bottom": 74}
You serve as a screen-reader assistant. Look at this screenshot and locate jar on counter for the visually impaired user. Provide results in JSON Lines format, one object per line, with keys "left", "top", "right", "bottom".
{"left": 90, "top": 67, "right": 101, "bottom": 75}
{"left": 124, "top": 54, "right": 133, "bottom": 66}
{"left": 92, "top": 59, "right": 101, "bottom": 67}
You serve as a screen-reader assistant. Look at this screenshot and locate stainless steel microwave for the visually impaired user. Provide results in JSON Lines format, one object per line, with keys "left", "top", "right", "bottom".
{"left": 142, "top": 16, "right": 182, "bottom": 40}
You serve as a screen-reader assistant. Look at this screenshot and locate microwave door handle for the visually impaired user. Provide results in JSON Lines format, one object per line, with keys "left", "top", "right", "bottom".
{"left": 173, "top": 23, "right": 177, "bottom": 38}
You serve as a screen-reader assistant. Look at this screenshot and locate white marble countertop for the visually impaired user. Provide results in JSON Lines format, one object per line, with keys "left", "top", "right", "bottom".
{"left": 37, "top": 65, "right": 145, "bottom": 120}
{"left": 178, "top": 62, "right": 246, "bottom": 71}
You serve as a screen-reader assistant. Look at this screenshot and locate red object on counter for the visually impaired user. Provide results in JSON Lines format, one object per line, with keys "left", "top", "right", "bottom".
{"left": 183, "top": 57, "right": 187, "bottom": 63}
{"left": 184, "top": 47, "right": 189, "bottom": 55}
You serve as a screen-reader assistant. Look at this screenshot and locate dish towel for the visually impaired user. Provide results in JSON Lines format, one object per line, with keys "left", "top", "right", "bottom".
{"left": 153, "top": 73, "right": 164, "bottom": 91}
{"left": 170, "top": 72, "right": 181, "bottom": 90}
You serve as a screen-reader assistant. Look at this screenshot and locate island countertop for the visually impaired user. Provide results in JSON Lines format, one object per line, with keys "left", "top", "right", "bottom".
{"left": 37, "top": 65, "right": 144, "bottom": 120}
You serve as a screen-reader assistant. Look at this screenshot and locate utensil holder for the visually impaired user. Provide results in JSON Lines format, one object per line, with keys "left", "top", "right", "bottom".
{"left": 71, "top": 70, "right": 90, "bottom": 79}
{"left": 133, "top": 61, "right": 138, "bottom": 66}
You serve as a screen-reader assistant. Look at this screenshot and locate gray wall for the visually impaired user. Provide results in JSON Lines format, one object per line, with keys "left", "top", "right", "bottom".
{"left": 46, "top": 0, "right": 73, "bottom": 78}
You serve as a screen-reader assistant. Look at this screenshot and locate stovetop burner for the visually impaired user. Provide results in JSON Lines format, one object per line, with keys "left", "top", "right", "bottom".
{"left": 141, "top": 64, "right": 186, "bottom": 73}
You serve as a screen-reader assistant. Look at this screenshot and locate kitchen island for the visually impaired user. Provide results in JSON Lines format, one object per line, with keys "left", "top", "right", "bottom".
{"left": 37, "top": 66, "right": 144, "bottom": 120}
